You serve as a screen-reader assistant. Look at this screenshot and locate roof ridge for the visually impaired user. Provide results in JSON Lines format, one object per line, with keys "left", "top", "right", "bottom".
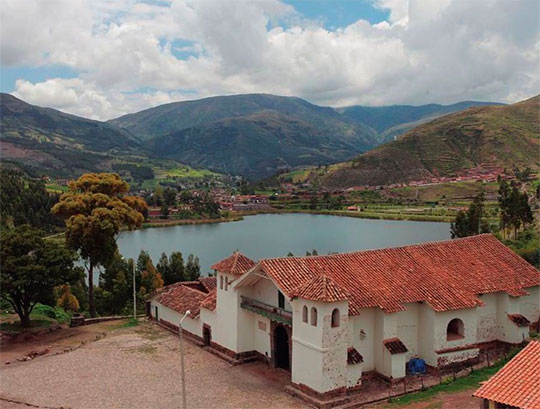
{"left": 259, "top": 234, "right": 497, "bottom": 263}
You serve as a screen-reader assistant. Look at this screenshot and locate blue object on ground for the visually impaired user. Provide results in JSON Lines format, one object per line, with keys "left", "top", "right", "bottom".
{"left": 408, "top": 358, "right": 427, "bottom": 375}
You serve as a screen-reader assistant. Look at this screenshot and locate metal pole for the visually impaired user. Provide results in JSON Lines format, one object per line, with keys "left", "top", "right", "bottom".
{"left": 133, "top": 259, "right": 137, "bottom": 320}
{"left": 180, "top": 310, "right": 190, "bottom": 409}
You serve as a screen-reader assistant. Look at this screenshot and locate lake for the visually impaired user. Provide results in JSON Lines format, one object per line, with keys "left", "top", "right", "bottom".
{"left": 117, "top": 214, "right": 450, "bottom": 274}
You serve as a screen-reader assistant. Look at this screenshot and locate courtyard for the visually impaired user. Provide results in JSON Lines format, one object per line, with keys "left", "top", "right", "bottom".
{"left": 0, "top": 320, "right": 489, "bottom": 409}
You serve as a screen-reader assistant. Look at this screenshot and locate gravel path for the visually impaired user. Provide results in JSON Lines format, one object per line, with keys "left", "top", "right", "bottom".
{"left": 0, "top": 323, "right": 306, "bottom": 409}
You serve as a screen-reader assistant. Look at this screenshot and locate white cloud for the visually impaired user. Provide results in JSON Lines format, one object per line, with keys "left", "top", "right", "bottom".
{"left": 2, "top": 0, "right": 539, "bottom": 120}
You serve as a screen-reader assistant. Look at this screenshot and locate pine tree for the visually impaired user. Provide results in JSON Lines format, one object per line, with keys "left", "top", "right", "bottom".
{"left": 168, "top": 251, "right": 185, "bottom": 284}
{"left": 156, "top": 252, "right": 170, "bottom": 284}
{"left": 185, "top": 254, "right": 200, "bottom": 281}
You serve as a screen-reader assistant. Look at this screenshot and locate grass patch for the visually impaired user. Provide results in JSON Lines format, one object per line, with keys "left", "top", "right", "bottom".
{"left": 386, "top": 351, "right": 520, "bottom": 407}
{"left": 113, "top": 318, "right": 140, "bottom": 329}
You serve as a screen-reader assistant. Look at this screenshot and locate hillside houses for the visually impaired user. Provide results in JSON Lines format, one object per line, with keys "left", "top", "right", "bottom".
{"left": 148, "top": 235, "right": 540, "bottom": 404}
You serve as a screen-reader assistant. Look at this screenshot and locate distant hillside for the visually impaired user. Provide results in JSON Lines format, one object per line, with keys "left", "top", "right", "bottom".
{"left": 112, "top": 94, "right": 378, "bottom": 178}
{"left": 0, "top": 93, "right": 140, "bottom": 177}
{"left": 338, "top": 101, "right": 503, "bottom": 143}
{"left": 321, "top": 95, "right": 540, "bottom": 188}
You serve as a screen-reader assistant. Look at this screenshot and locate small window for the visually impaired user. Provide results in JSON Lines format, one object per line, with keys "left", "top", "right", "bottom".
{"left": 278, "top": 291, "right": 285, "bottom": 309}
{"left": 331, "top": 308, "right": 340, "bottom": 327}
{"left": 225, "top": 276, "right": 229, "bottom": 291}
{"left": 447, "top": 318, "right": 465, "bottom": 341}
{"left": 219, "top": 275, "right": 223, "bottom": 290}
{"left": 302, "top": 305, "right": 308, "bottom": 323}
{"left": 310, "top": 307, "right": 318, "bottom": 326}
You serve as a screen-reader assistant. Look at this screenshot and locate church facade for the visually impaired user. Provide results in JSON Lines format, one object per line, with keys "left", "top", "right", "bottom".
{"left": 149, "top": 234, "right": 540, "bottom": 399}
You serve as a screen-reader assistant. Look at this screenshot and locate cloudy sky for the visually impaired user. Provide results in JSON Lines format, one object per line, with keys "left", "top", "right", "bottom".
{"left": 1, "top": 0, "right": 539, "bottom": 120}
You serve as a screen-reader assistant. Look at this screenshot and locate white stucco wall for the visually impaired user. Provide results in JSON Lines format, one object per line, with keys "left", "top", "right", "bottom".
{"left": 214, "top": 272, "right": 241, "bottom": 352}
{"left": 150, "top": 300, "right": 202, "bottom": 337}
{"left": 347, "top": 363, "right": 362, "bottom": 388}
{"left": 520, "top": 286, "right": 540, "bottom": 323}
{"left": 349, "top": 308, "right": 376, "bottom": 371}
{"left": 291, "top": 299, "right": 349, "bottom": 393}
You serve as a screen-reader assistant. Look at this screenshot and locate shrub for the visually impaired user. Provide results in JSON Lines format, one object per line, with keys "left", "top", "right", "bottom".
{"left": 32, "top": 303, "right": 71, "bottom": 323}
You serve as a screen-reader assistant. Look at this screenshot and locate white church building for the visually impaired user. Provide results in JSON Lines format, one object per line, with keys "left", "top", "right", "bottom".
{"left": 148, "top": 234, "right": 540, "bottom": 401}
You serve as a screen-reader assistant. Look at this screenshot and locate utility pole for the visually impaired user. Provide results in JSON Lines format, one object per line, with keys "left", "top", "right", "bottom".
{"left": 132, "top": 259, "right": 137, "bottom": 320}
{"left": 179, "top": 310, "right": 190, "bottom": 409}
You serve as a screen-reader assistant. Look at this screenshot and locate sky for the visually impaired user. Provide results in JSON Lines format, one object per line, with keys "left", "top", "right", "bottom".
{"left": 1, "top": 0, "right": 539, "bottom": 120}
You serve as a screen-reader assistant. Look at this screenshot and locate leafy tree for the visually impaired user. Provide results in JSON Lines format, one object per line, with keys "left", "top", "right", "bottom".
{"left": 139, "top": 260, "right": 164, "bottom": 296}
{"left": 498, "top": 180, "right": 533, "bottom": 238}
{"left": 56, "top": 284, "right": 80, "bottom": 312}
{"left": 156, "top": 252, "right": 170, "bottom": 282}
{"left": 167, "top": 251, "right": 185, "bottom": 284}
{"left": 450, "top": 210, "right": 470, "bottom": 238}
{"left": 309, "top": 193, "right": 318, "bottom": 210}
{"left": 312, "top": 249, "right": 318, "bottom": 256}
{"left": 287, "top": 252, "right": 294, "bottom": 257}
{"left": 185, "top": 254, "right": 201, "bottom": 281}
{"left": 0, "top": 226, "right": 82, "bottom": 327}
{"left": 52, "top": 173, "right": 147, "bottom": 317}
{"left": 163, "top": 187, "right": 177, "bottom": 206}
{"left": 160, "top": 203, "right": 170, "bottom": 219}
{"left": 0, "top": 170, "right": 63, "bottom": 232}
{"left": 450, "top": 190, "right": 488, "bottom": 238}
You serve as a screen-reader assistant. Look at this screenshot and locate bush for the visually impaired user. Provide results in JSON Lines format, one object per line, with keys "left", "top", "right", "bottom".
{"left": 32, "top": 303, "right": 71, "bottom": 323}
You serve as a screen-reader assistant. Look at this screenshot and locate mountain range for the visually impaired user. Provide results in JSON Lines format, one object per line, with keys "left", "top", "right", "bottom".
{"left": 320, "top": 95, "right": 540, "bottom": 188}
{"left": 0, "top": 93, "right": 137, "bottom": 177}
{"left": 1, "top": 92, "right": 528, "bottom": 182}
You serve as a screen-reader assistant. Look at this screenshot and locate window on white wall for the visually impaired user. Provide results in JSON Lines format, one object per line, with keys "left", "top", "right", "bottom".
{"left": 310, "top": 307, "right": 318, "bottom": 326}
{"left": 225, "top": 276, "right": 229, "bottom": 291}
{"left": 331, "top": 308, "right": 340, "bottom": 327}
{"left": 302, "top": 306, "right": 308, "bottom": 323}
{"left": 219, "top": 275, "right": 223, "bottom": 290}
{"left": 447, "top": 318, "right": 465, "bottom": 341}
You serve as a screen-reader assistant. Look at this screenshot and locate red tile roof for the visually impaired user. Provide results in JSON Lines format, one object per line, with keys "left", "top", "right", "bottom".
{"left": 199, "top": 276, "right": 217, "bottom": 293}
{"left": 256, "top": 235, "right": 539, "bottom": 314}
{"left": 474, "top": 341, "right": 540, "bottom": 409}
{"left": 153, "top": 283, "right": 207, "bottom": 319}
{"left": 291, "top": 274, "right": 348, "bottom": 303}
{"left": 384, "top": 338, "right": 408, "bottom": 354}
{"left": 211, "top": 251, "right": 255, "bottom": 275}
{"left": 508, "top": 314, "right": 530, "bottom": 327}
{"left": 200, "top": 289, "right": 217, "bottom": 311}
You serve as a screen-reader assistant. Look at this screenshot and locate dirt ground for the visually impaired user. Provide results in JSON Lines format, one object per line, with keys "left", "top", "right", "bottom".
{"left": 0, "top": 321, "right": 484, "bottom": 409}
{"left": 0, "top": 321, "right": 306, "bottom": 409}
{"left": 0, "top": 320, "right": 122, "bottom": 365}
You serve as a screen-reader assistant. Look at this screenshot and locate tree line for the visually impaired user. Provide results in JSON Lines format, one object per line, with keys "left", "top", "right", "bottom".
{"left": 0, "top": 169, "right": 64, "bottom": 233}
{"left": 0, "top": 172, "right": 201, "bottom": 326}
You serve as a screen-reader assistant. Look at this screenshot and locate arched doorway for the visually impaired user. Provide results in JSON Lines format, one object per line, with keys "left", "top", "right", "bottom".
{"left": 274, "top": 325, "right": 290, "bottom": 371}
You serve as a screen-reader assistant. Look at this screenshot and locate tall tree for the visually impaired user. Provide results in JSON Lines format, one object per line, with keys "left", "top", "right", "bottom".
{"left": 52, "top": 173, "right": 147, "bottom": 317}
{"left": 185, "top": 254, "right": 201, "bottom": 281}
{"left": 163, "top": 187, "right": 177, "bottom": 206}
{"left": 168, "top": 251, "right": 185, "bottom": 284}
{"left": 139, "top": 260, "right": 164, "bottom": 296}
{"left": 450, "top": 190, "right": 488, "bottom": 238}
{"left": 0, "top": 226, "right": 82, "bottom": 327}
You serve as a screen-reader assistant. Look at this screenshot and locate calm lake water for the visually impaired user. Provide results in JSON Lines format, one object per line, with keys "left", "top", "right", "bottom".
{"left": 117, "top": 214, "right": 450, "bottom": 274}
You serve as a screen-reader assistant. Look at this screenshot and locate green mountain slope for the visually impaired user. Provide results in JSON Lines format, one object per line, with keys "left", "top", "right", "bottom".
{"left": 0, "top": 93, "right": 140, "bottom": 177}
{"left": 321, "top": 95, "right": 540, "bottom": 188}
{"left": 111, "top": 94, "right": 378, "bottom": 178}
{"left": 338, "top": 101, "right": 503, "bottom": 143}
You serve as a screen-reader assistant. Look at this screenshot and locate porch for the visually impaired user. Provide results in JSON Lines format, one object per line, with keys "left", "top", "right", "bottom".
{"left": 240, "top": 296, "right": 293, "bottom": 325}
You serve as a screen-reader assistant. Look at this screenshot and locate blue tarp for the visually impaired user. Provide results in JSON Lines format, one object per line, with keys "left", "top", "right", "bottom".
{"left": 407, "top": 358, "right": 427, "bottom": 375}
